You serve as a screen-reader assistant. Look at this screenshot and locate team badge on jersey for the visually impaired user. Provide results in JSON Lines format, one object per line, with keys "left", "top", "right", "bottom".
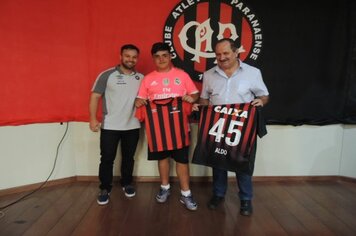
{"left": 163, "top": 78, "right": 170, "bottom": 86}
{"left": 174, "top": 78, "right": 181, "bottom": 85}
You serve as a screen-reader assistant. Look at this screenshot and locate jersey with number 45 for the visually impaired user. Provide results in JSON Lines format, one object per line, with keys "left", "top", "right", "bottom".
{"left": 192, "top": 103, "right": 266, "bottom": 172}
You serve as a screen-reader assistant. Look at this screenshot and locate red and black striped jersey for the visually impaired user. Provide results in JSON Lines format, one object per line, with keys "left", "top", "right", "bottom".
{"left": 192, "top": 103, "right": 265, "bottom": 172}
{"left": 135, "top": 97, "right": 192, "bottom": 152}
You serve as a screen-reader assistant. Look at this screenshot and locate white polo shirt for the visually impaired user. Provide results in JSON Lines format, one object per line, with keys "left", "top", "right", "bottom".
{"left": 92, "top": 66, "right": 144, "bottom": 130}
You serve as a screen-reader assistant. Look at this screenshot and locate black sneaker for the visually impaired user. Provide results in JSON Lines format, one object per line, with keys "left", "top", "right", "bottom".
{"left": 97, "top": 189, "right": 110, "bottom": 205}
{"left": 240, "top": 200, "right": 253, "bottom": 216}
{"left": 122, "top": 185, "right": 136, "bottom": 198}
{"left": 207, "top": 195, "right": 224, "bottom": 210}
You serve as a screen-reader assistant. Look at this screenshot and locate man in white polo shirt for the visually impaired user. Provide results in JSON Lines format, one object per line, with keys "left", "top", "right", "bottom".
{"left": 200, "top": 38, "right": 269, "bottom": 216}
{"left": 89, "top": 44, "right": 144, "bottom": 205}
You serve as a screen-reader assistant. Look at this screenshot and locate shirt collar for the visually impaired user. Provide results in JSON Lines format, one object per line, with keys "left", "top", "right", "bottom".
{"left": 214, "top": 59, "right": 244, "bottom": 78}
{"left": 116, "top": 65, "right": 136, "bottom": 75}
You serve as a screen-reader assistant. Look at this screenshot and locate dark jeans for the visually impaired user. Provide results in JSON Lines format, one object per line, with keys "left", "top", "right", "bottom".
{"left": 99, "top": 128, "right": 139, "bottom": 192}
{"left": 212, "top": 169, "right": 253, "bottom": 200}
{"left": 212, "top": 141, "right": 257, "bottom": 200}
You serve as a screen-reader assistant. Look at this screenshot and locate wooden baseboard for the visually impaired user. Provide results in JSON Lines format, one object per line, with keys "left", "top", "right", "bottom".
{"left": 0, "top": 177, "right": 77, "bottom": 197}
{"left": 1, "top": 175, "right": 355, "bottom": 197}
{"left": 75, "top": 176, "right": 213, "bottom": 183}
{"left": 252, "top": 175, "right": 341, "bottom": 182}
{"left": 338, "top": 175, "right": 356, "bottom": 183}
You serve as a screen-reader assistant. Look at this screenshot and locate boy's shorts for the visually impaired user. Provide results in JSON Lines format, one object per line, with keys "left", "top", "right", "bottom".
{"left": 148, "top": 146, "right": 189, "bottom": 164}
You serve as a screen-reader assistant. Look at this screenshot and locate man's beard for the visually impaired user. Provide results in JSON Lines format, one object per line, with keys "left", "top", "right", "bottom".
{"left": 122, "top": 62, "right": 135, "bottom": 70}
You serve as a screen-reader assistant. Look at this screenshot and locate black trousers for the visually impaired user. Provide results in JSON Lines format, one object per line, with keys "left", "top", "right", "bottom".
{"left": 99, "top": 128, "right": 139, "bottom": 192}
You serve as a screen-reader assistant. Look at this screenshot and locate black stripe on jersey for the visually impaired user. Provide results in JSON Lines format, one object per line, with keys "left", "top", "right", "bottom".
{"left": 177, "top": 98, "right": 187, "bottom": 147}
{"left": 146, "top": 102, "right": 158, "bottom": 152}
{"left": 168, "top": 103, "right": 178, "bottom": 149}
{"left": 198, "top": 105, "right": 209, "bottom": 143}
{"left": 157, "top": 104, "right": 168, "bottom": 151}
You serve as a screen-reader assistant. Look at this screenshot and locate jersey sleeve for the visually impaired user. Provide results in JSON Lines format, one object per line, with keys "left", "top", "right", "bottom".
{"left": 182, "top": 72, "right": 199, "bottom": 95}
{"left": 92, "top": 74, "right": 108, "bottom": 94}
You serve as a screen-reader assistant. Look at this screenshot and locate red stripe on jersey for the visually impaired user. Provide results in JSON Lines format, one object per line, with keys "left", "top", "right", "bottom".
{"left": 248, "top": 123, "right": 257, "bottom": 155}
{"left": 198, "top": 105, "right": 209, "bottom": 146}
{"left": 162, "top": 105, "right": 173, "bottom": 149}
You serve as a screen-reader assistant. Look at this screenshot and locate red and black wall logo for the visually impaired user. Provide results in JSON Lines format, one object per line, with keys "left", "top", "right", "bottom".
{"left": 163, "top": 0, "right": 263, "bottom": 82}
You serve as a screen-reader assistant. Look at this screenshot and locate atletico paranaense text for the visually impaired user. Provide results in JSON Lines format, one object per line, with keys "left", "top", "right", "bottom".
{"left": 163, "top": 0, "right": 263, "bottom": 82}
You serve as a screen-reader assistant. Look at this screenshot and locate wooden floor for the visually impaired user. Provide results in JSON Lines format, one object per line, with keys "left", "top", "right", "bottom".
{"left": 1, "top": 181, "right": 356, "bottom": 236}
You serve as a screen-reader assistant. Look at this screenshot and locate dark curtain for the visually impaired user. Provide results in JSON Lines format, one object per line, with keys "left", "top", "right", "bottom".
{"left": 248, "top": 0, "right": 356, "bottom": 125}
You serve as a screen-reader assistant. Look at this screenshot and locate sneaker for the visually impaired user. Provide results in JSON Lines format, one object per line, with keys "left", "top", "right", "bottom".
{"left": 122, "top": 185, "right": 136, "bottom": 198}
{"left": 180, "top": 194, "right": 198, "bottom": 211}
{"left": 207, "top": 195, "right": 224, "bottom": 210}
{"left": 240, "top": 200, "right": 253, "bottom": 216}
{"left": 156, "top": 187, "right": 171, "bottom": 203}
{"left": 97, "top": 189, "right": 110, "bottom": 205}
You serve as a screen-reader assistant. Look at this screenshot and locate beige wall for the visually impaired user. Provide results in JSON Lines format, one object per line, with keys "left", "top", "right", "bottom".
{"left": 0, "top": 123, "right": 355, "bottom": 190}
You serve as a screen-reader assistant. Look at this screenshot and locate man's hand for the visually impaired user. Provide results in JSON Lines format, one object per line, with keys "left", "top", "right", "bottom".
{"left": 89, "top": 119, "right": 100, "bottom": 132}
{"left": 251, "top": 98, "right": 264, "bottom": 107}
{"left": 135, "top": 98, "right": 147, "bottom": 107}
{"left": 251, "top": 96, "right": 269, "bottom": 107}
{"left": 192, "top": 103, "right": 200, "bottom": 111}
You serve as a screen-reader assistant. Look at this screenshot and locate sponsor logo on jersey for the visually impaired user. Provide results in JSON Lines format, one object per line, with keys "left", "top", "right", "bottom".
{"left": 170, "top": 106, "right": 181, "bottom": 114}
{"left": 150, "top": 81, "right": 159, "bottom": 86}
{"left": 116, "top": 75, "right": 126, "bottom": 85}
{"left": 214, "top": 106, "right": 248, "bottom": 118}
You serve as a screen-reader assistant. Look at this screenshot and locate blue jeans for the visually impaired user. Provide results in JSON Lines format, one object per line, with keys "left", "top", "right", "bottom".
{"left": 99, "top": 129, "right": 139, "bottom": 192}
{"left": 212, "top": 168, "right": 253, "bottom": 200}
{"left": 212, "top": 140, "right": 256, "bottom": 200}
